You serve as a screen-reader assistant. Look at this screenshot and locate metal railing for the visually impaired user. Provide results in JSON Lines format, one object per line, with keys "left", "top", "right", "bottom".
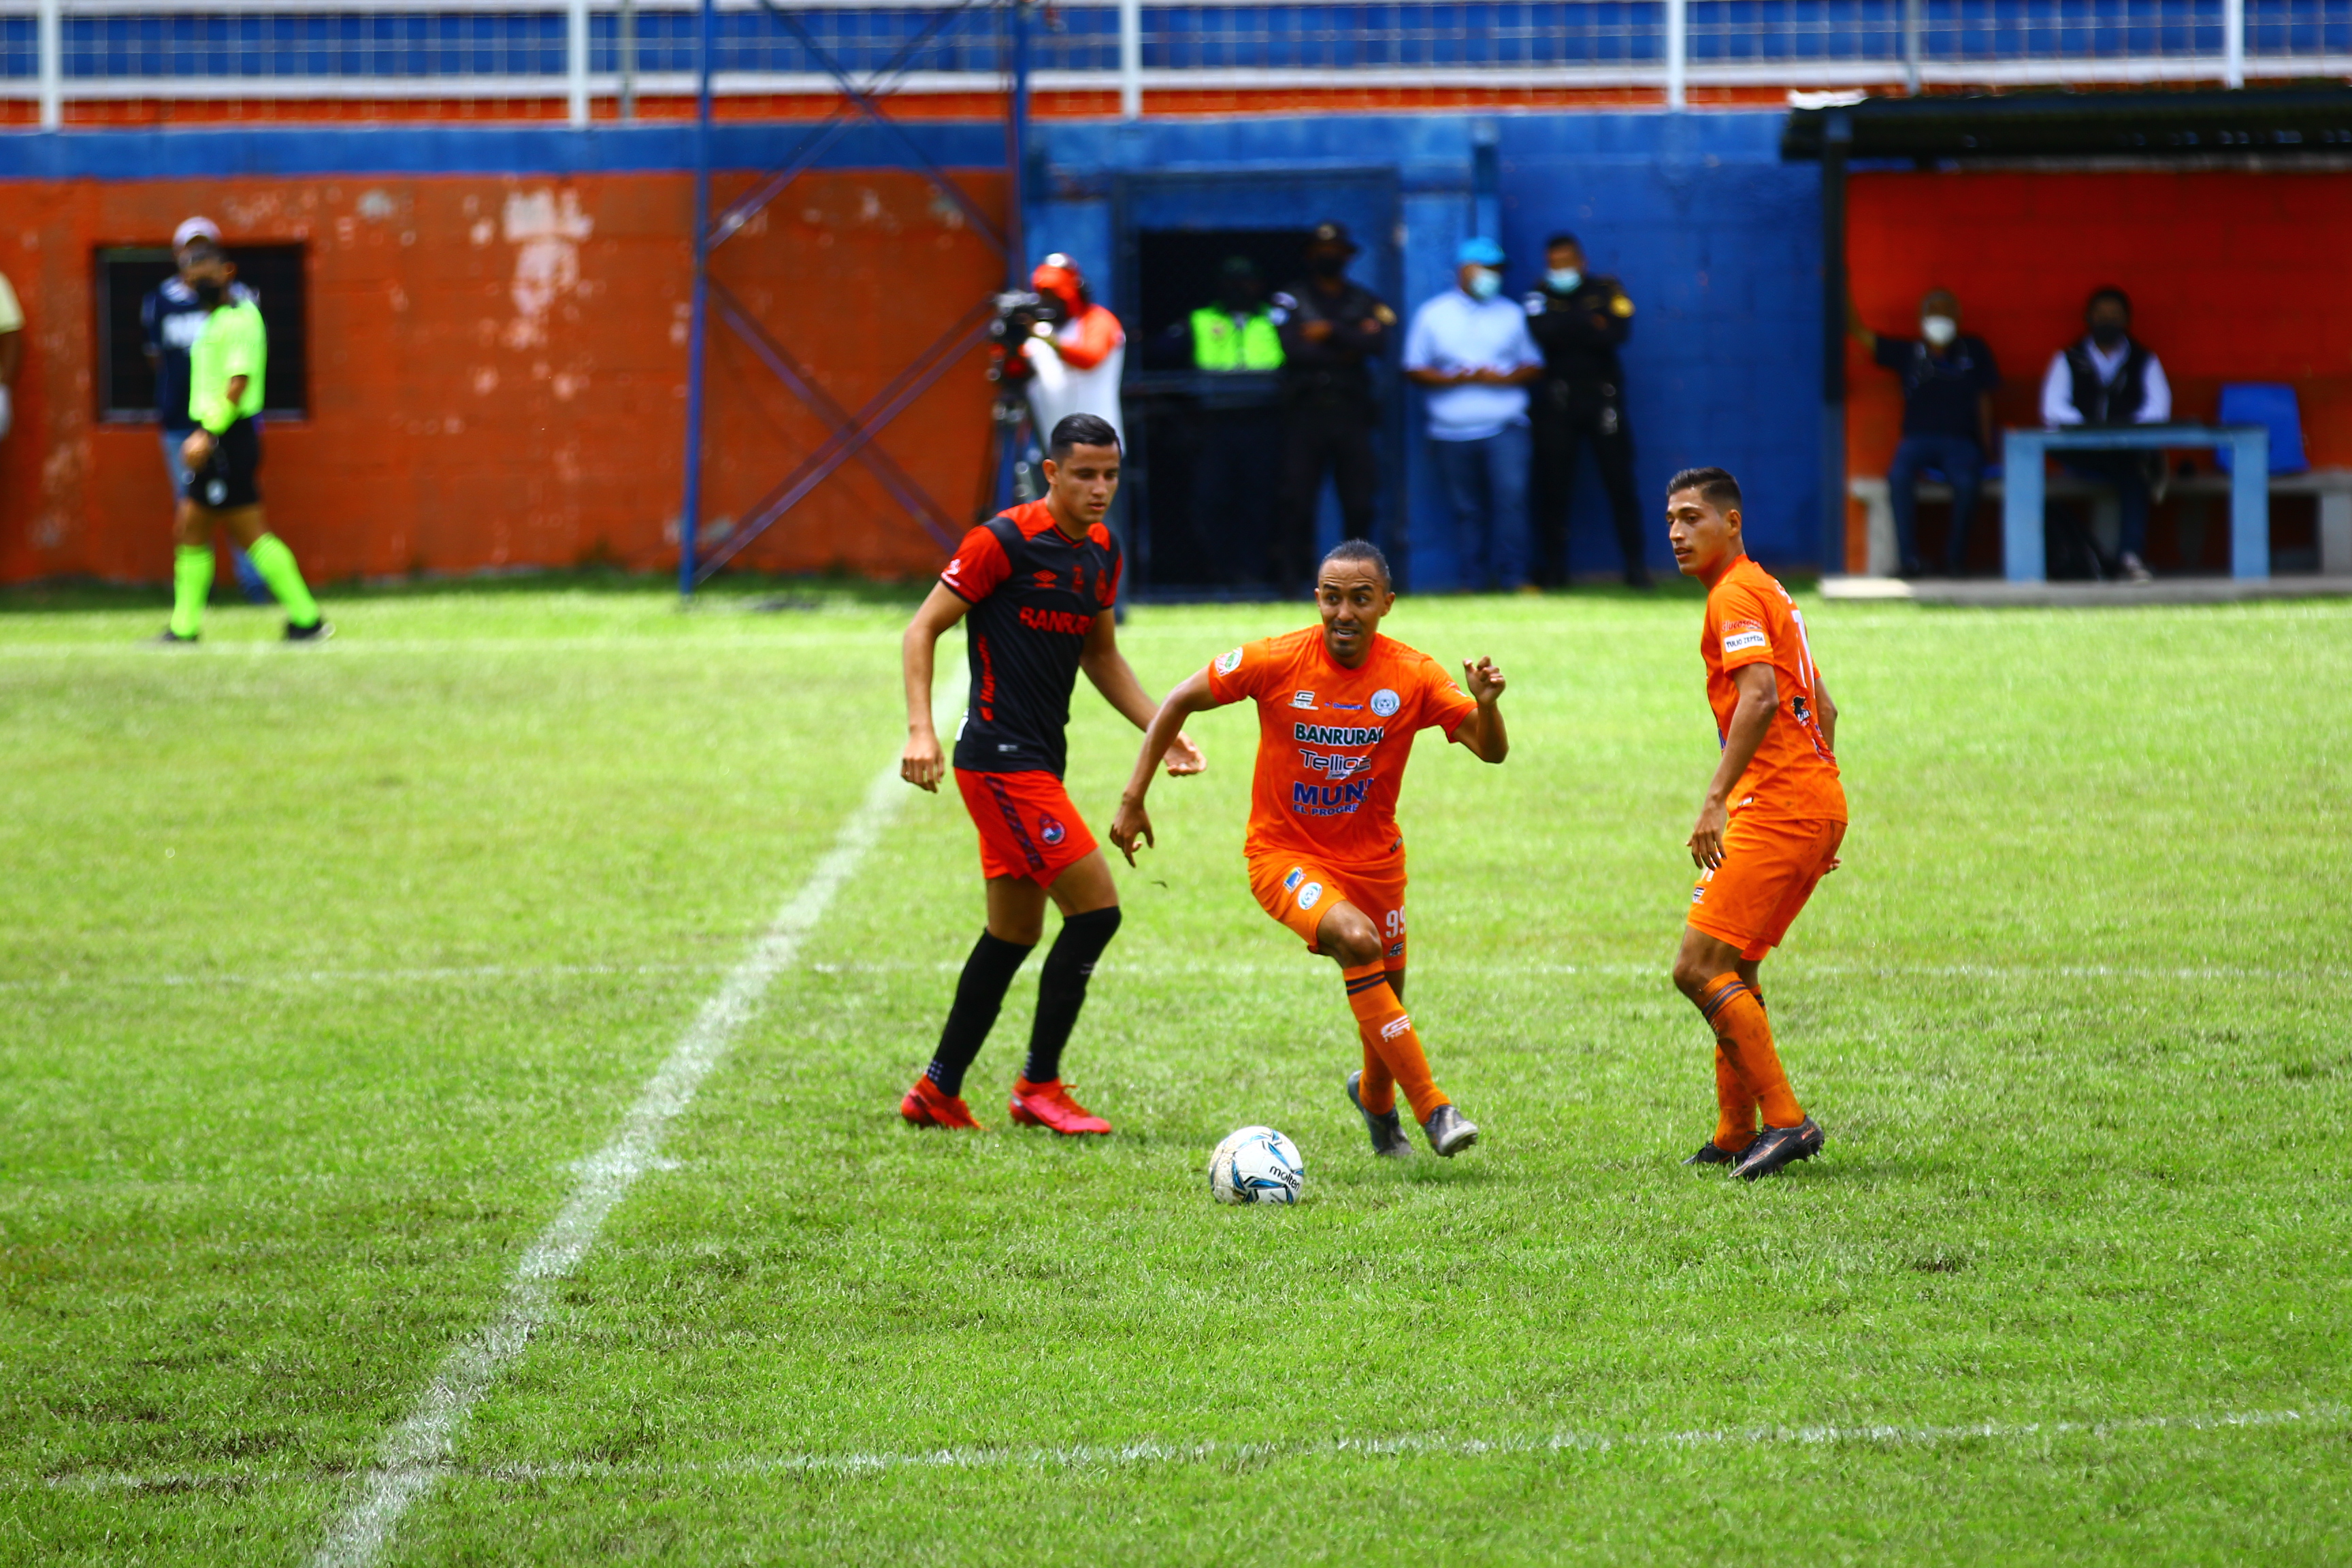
{"left": 3, "top": 0, "right": 2347, "bottom": 127}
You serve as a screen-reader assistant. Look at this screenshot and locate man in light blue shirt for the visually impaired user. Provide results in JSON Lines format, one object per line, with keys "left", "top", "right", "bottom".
{"left": 1404, "top": 237, "right": 1544, "bottom": 591}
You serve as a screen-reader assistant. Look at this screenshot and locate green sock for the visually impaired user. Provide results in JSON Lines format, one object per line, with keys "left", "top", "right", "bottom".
{"left": 170, "top": 546, "right": 214, "bottom": 639}
{"left": 244, "top": 534, "right": 321, "bottom": 627}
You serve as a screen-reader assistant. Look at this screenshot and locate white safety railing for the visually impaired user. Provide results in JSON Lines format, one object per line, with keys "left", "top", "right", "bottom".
{"left": 1, "top": 0, "right": 2345, "bottom": 129}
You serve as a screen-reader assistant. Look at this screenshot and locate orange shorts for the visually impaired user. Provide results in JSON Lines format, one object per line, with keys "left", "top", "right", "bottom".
{"left": 1246, "top": 844, "right": 1410, "bottom": 964}
{"left": 1688, "top": 813, "right": 1846, "bottom": 961}
{"left": 956, "top": 768, "right": 1097, "bottom": 885}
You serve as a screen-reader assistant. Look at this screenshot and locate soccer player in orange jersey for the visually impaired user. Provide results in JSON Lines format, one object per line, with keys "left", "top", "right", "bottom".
{"left": 1665, "top": 466, "right": 1847, "bottom": 1181}
{"left": 898, "top": 414, "right": 1203, "bottom": 1136}
{"left": 1110, "top": 540, "right": 1509, "bottom": 1158}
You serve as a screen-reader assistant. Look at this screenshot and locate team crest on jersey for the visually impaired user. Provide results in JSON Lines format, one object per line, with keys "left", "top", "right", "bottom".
{"left": 1296, "top": 881, "right": 1324, "bottom": 911}
{"left": 1039, "top": 814, "right": 1066, "bottom": 846}
{"left": 1215, "top": 647, "right": 1243, "bottom": 674}
{"left": 1370, "top": 688, "right": 1401, "bottom": 718}
{"left": 1290, "top": 690, "right": 1316, "bottom": 709}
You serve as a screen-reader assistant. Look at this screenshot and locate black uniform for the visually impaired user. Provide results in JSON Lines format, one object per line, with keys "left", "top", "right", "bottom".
{"left": 939, "top": 500, "right": 1122, "bottom": 779}
{"left": 1271, "top": 278, "right": 1394, "bottom": 591}
{"left": 1524, "top": 273, "right": 1647, "bottom": 585}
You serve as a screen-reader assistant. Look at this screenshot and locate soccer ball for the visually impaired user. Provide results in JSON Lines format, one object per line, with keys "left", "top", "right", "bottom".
{"left": 1208, "top": 1126, "right": 1305, "bottom": 1206}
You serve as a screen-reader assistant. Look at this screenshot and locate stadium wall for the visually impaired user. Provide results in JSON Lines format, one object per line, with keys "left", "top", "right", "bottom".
{"left": 0, "top": 111, "right": 1823, "bottom": 589}
{"left": 1844, "top": 165, "right": 2352, "bottom": 570}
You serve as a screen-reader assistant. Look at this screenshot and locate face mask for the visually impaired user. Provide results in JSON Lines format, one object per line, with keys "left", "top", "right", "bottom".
{"left": 2089, "top": 322, "right": 2126, "bottom": 350}
{"left": 1546, "top": 268, "right": 1582, "bottom": 293}
{"left": 1465, "top": 268, "right": 1502, "bottom": 301}
{"left": 193, "top": 279, "right": 226, "bottom": 308}
{"left": 1921, "top": 314, "right": 1957, "bottom": 346}
{"left": 1308, "top": 253, "right": 1348, "bottom": 278}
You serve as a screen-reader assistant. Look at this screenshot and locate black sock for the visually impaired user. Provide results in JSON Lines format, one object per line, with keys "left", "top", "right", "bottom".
{"left": 924, "top": 930, "right": 1034, "bottom": 1098}
{"left": 1022, "top": 906, "right": 1122, "bottom": 1085}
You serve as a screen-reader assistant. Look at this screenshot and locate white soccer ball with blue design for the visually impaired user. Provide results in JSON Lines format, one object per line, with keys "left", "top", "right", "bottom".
{"left": 1208, "top": 1126, "right": 1305, "bottom": 1206}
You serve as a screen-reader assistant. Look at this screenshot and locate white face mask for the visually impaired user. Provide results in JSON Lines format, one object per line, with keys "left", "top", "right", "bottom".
{"left": 1546, "top": 267, "right": 1582, "bottom": 293}
{"left": 1921, "top": 314, "right": 1958, "bottom": 346}
{"left": 1465, "top": 268, "right": 1503, "bottom": 301}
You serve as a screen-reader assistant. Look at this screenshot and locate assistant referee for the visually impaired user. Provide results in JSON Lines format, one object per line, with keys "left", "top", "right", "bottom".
{"left": 155, "top": 240, "right": 329, "bottom": 646}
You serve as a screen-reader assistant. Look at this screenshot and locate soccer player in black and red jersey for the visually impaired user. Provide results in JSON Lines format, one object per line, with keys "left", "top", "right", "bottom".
{"left": 897, "top": 413, "right": 1204, "bottom": 1134}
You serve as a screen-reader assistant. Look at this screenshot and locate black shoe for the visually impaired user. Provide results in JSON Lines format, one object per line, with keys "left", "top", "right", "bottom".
{"left": 148, "top": 628, "right": 198, "bottom": 647}
{"left": 1731, "top": 1117, "right": 1825, "bottom": 1181}
{"left": 284, "top": 618, "right": 334, "bottom": 643}
{"left": 1345, "top": 1071, "right": 1414, "bottom": 1160}
{"left": 1682, "top": 1137, "right": 1750, "bottom": 1167}
{"left": 1421, "top": 1102, "right": 1479, "bottom": 1158}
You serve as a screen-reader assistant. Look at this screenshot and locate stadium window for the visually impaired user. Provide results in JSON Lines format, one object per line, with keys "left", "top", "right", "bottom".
{"left": 94, "top": 244, "right": 311, "bottom": 423}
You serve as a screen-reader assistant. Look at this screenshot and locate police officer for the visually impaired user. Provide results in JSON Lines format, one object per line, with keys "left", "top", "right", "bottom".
{"left": 1524, "top": 232, "right": 1648, "bottom": 588}
{"left": 1271, "top": 221, "right": 1395, "bottom": 593}
{"left": 1183, "top": 256, "right": 1284, "bottom": 372}
{"left": 1173, "top": 257, "right": 1285, "bottom": 586}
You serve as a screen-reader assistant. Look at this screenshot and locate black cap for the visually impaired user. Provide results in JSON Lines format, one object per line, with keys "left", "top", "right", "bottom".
{"left": 1307, "top": 221, "right": 1360, "bottom": 255}
{"left": 1219, "top": 255, "right": 1261, "bottom": 279}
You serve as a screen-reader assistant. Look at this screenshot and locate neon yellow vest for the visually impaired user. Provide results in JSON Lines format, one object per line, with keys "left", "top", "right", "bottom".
{"left": 1191, "top": 307, "right": 1284, "bottom": 372}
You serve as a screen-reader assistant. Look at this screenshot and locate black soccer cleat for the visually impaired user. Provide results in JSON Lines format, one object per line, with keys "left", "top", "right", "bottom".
{"left": 1683, "top": 1138, "right": 1751, "bottom": 1167}
{"left": 149, "top": 628, "right": 199, "bottom": 647}
{"left": 284, "top": 618, "right": 334, "bottom": 643}
{"left": 1731, "top": 1117, "right": 1825, "bottom": 1181}
{"left": 1345, "top": 1071, "right": 1414, "bottom": 1160}
{"left": 1422, "top": 1102, "right": 1479, "bottom": 1158}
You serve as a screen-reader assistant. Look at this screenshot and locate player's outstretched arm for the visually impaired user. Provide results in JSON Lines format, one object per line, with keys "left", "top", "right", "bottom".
{"left": 1079, "top": 612, "right": 1205, "bottom": 777}
{"left": 1450, "top": 656, "right": 1510, "bottom": 764}
{"left": 1109, "top": 668, "right": 1224, "bottom": 866}
{"left": 1688, "top": 663, "right": 1776, "bottom": 869}
{"left": 899, "top": 583, "right": 971, "bottom": 793}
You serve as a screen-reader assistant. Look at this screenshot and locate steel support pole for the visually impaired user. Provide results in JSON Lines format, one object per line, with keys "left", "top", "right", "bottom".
{"left": 36, "top": 0, "right": 61, "bottom": 131}
{"left": 680, "top": 0, "right": 715, "bottom": 598}
{"left": 1818, "top": 110, "right": 1850, "bottom": 578}
{"left": 1663, "top": 0, "right": 1686, "bottom": 110}
{"left": 1118, "top": 0, "right": 1141, "bottom": 119}
{"left": 2223, "top": 0, "right": 2244, "bottom": 88}
{"left": 568, "top": 0, "right": 591, "bottom": 126}
{"left": 1902, "top": 0, "right": 1921, "bottom": 95}
{"left": 619, "top": 0, "right": 638, "bottom": 120}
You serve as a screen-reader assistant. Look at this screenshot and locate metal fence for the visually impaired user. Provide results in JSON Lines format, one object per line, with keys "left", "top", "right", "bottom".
{"left": 2, "top": 0, "right": 2347, "bottom": 125}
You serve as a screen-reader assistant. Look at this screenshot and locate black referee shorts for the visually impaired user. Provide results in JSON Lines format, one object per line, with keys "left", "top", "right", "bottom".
{"left": 184, "top": 416, "right": 262, "bottom": 510}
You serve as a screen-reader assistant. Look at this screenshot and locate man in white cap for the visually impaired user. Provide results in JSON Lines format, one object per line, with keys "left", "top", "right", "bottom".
{"left": 142, "top": 217, "right": 272, "bottom": 603}
{"left": 0, "top": 251, "right": 20, "bottom": 442}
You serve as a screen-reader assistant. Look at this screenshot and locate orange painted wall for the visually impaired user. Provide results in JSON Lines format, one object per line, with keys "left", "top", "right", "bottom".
{"left": 1844, "top": 167, "right": 2352, "bottom": 568}
{"left": 0, "top": 169, "right": 1005, "bottom": 585}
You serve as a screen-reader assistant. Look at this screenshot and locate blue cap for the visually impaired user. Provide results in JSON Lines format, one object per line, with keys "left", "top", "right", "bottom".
{"left": 1455, "top": 236, "right": 1506, "bottom": 267}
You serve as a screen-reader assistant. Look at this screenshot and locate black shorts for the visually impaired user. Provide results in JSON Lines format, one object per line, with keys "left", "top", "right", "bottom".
{"left": 184, "top": 416, "right": 262, "bottom": 510}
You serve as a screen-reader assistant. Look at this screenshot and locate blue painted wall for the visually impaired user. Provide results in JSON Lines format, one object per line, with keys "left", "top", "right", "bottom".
{"left": 1, "top": 108, "right": 1824, "bottom": 578}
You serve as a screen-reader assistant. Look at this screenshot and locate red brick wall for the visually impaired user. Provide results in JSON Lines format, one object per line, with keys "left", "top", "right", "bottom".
{"left": 0, "top": 169, "right": 1005, "bottom": 585}
{"left": 1845, "top": 166, "right": 2352, "bottom": 568}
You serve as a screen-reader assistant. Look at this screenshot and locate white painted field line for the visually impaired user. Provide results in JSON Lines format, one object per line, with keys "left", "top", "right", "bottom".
{"left": 39, "top": 1401, "right": 2347, "bottom": 1495}
{"left": 304, "top": 721, "right": 941, "bottom": 1568}
{"left": 0, "top": 960, "right": 733, "bottom": 996}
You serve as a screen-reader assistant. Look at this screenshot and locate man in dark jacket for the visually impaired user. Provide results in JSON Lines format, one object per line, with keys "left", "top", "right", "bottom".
{"left": 2038, "top": 286, "right": 2171, "bottom": 583}
{"left": 1851, "top": 287, "right": 2001, "bottom": 576}
{"left": 1524, "top": 233, "right": 1648, "bottom": 587}
{"left": 1271, "top": 222, "right": 1395, "bottom": 593}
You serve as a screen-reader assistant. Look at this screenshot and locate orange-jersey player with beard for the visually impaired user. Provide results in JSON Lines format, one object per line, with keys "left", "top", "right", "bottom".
{"left": 1110, "top": 539, "right": 1509, "bottom": 1159}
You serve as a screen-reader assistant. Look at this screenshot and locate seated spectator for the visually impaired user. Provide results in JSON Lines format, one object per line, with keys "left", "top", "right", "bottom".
{"left": 1404, "top": 238, "right": 1543, "bottom": 592}
{"left": 1850, "top": 288, "right": 1999, "bottom": 576}
{"left": 2040, "top": 285, "right": 2171, "bottom": 584}
{"left": 0, "top": 259, "right": 18, "bottom": 440}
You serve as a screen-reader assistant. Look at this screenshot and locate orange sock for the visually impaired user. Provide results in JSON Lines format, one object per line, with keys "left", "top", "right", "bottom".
{"left": 1699, "top": 973, "right": 1802, "bottom": 1128}
{"left": 1712, "top": 1044, "right": 1759, "bottom": 1152}
{"left": 1342, "top": 962, "right": 1448, "bottom": 1123}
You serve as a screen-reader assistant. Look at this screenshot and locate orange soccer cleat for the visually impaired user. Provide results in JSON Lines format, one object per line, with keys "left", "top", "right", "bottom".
{"left": 1007, "top": 1077, "right": 1112, "bottom": 1136}
{"left": 900, "top": 1075, "right": 986, "bottom": 1130}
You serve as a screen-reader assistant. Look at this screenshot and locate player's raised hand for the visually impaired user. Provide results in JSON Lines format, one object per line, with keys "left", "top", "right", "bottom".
{"left": 1463, "top": 656, "right": 1506, "bottom": 703}
{"left": 900, "top": 728, "right": 946, "bottom": 793}
{"left": 1108, "top": 797, "right": 1154, "bottom": 866}
{"left": 1163, "top": 730, "right": 1207, "bottom": 777}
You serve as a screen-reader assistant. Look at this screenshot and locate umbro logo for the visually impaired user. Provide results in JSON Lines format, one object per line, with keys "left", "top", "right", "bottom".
{"left": 1033, "top": 570, "right": 1058, "bottom": 589}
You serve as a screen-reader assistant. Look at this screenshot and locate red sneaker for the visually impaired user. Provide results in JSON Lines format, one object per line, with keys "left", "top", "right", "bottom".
{"left": 1009, "top": 1078, "right": 1112, "bottom": 1136}
{"left": 900, "top": 1075, "right": 985, "bottom": 1130}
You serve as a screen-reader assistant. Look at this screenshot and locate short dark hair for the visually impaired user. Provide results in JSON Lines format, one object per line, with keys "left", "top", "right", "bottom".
{"left": 1318, "top": 537, "right": 1393, "bottom": 590}
{"left": 2086, "top": 285, "right": 2132, "bottom": 319}
{"left": 1667, "top": 466, "right": 1742, "bottom": 513}
{"left": 1047, "top": 413, "right": 1122, "bottom": 461}
{"left": 1544, "top": 232, "right": 1582, "bottom": 253}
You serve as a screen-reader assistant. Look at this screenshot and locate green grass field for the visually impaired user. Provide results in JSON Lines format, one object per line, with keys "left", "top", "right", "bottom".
{"left": 2, "top": 583, "right": 2347, "bottom": 1565}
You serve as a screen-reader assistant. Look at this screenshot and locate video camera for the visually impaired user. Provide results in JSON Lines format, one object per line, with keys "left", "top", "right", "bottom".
{"left": 985, "top": 289, "right": 1066, "bottom": 390}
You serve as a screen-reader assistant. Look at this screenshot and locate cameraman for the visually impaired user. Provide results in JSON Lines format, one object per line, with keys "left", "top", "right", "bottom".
{"left": 1019, "top": 255, "right": 1126, "bottom": 446}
